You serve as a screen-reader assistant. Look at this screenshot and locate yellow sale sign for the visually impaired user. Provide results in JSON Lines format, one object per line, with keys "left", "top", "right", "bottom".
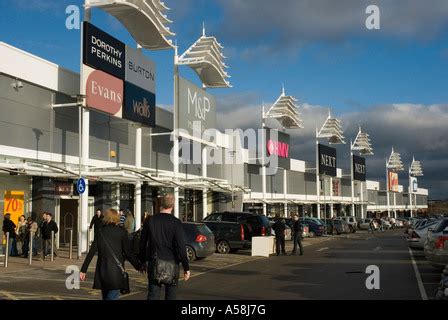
{"left": 3, "top": 191, "right": 25, "bottom": 225}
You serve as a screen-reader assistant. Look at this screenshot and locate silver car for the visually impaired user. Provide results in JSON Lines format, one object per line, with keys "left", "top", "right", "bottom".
{"left": 407, "top": 220, "right": 439, "bottom": 250}
{"left": 424, "top": 218, "right": 448, "bottom": 270}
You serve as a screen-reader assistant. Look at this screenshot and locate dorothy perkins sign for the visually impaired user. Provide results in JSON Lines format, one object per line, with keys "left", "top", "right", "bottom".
{"left": 318, "top": 144, "right": 337, "bottom": 177}
{"left": 353, "top": 155, "right": 367, "bottom": 181}
{"left": 83, "top": 21, "right": 125, "bottom": 80}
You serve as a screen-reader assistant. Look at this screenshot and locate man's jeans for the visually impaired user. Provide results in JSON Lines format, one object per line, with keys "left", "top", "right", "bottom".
{"left": 101, "top": 289, "right": 120, "bottom": 300}
{"left": 148, "top": 282, "right": 177, "bottom": 300}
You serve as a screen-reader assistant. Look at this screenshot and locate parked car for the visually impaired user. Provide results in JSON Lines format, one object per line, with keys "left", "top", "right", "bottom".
{"left": 424, "top": 218, "right": 448, "bottom": 270}
{"left": 203, "top": 212, "right": 272, "bottom": 239}
{"left": 337, "top": 216, "right": 357, "bottom": 232}
{"left": 204, "top": 221, "right": 251, "bottom": 254}
{"left": 381, "top": 219, "right": 392, "bottom": 230}
{"left": 182, "top": 222, "right": 216, "bottom": 262}
{"left": 357, "top": 218, "right": 372, "bottom": 230}
{"left": 299, "top": 218, "right": 324, "bottom": 237}
{"left": 325, "top": 220, "right": 343, "bottom": 235}
{"left": 406, "top": 220, "right": 439, "bottom": 250}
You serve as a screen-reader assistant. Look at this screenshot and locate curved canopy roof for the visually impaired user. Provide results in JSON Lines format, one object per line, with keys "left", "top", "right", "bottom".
{"left": 177, "top": 26, "right": 231, "bottom": 88}
{"left": 264, "top": 88, "right": 304, "bottom": 129}
{"left": 85, "top": 0, "right": 174, "bottom": 50}
{"left": 410, "top": 157, "right": 423, "bottom": 176}
{"left": 352, "top": 127, "right": 374, "bottom": 155}
{"left": 387, "top": 147, "right": 404, "bottom": 171}
{"left": 317, "top": 111, "right": 345, "bottom": 144}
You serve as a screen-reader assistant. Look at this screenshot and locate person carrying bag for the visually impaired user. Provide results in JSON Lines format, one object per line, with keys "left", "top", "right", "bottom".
{"left": 80, "top": 209, "right": 141, "bottom": 300}
{"left": 139, "top": 194, "right": 190, "bottom": 300}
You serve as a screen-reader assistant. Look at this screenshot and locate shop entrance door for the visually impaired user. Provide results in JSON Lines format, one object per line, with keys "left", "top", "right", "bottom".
{"left": 59, "top": 199, "right": 78, "bottom": 247}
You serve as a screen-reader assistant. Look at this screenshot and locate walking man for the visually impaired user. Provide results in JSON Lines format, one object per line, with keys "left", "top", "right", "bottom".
{"left": 2, "top": 213, "right": 18, "bottom": 257}
{"left": 291, "top": 215, "right": 304, "bottom": 256}
{"left": 272, "top": 216, "right": 286, "bottom": 256}
{"left": 139, "top": 194, "right": 190, "bottom": 300}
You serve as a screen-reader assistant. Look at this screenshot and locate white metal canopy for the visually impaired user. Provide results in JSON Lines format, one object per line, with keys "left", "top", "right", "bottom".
{"left": 264, "top": 87, "right": 304, "bottom": 129}
{"left": 410, "top": 157, "right": 423, "bottom": 177}
{"left": 177, "top": 26, "right": 231, "bottom": 88}
{"left": 85, "top": 0, "right": 175, "bottom": 50}
{"left": 317, "top": 110, "right": 346, "bottom": 144}
{"left": 351, "top": 126, "right": 374, "bottom": 155}
{"left": 387, "top": 147, "right": 404, "bottom": 171}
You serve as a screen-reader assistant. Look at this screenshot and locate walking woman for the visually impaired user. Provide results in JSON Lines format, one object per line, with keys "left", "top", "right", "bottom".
{"left": 80, "top": 209, "right": 141, "bottom": 300}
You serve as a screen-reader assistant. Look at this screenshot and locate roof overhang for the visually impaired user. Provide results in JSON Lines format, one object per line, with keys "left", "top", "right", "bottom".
{"left": 86, "top": 0, "right": 174, "bottom": 50}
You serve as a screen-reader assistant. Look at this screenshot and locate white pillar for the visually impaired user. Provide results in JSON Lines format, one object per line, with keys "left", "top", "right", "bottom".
{"left": 262, "top": 113, "right": 267, "bottom": 216}
{"left": 386, "top": 163, "right": 391, "bottom": 217}
{"left": 316, "top": 131, "right": 321, "bottom": 219}
{"left": 409, "top": 172, "right": 413, "bottom": 217}
{"left": 202, "top": 146, "right": 208, "bottom": 220}
{"left": 360, "top": 181, "right": 365, "bottom": 219}
{"left": 173, "top": 52, "right": 180, "bottom": 218}
{"left": 350, "top": 148, "right": 355, "bottom": 217}
{"left": 135, "top": 125, "right": 142, "bottom": 230}
{"left": 80, "top": 108, "right": 90, "bottom": 254}
{"left": 330, "top": 177, "right": 334, "bottom": 218}
{"left": 283, "top": 169, "right": 288, "bottom": 217}
{"left": 393, "top": 192, "right": 397, "bottom": 219}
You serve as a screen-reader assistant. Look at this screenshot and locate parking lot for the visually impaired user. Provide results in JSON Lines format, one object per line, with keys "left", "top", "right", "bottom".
{"left": 0, "top": 229, "right": 444, "bottom": 300}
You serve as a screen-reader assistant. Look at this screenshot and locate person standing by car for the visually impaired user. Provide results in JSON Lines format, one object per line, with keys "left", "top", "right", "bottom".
{"left": 272, "top": 216, "right": 286, "bottom": 256}
{"left": 80, "top": 209, "right": 142, "bottom": 300}
{"left": 42, "top": 213, "right": 58, "bottom": 258}
{"left": 139, "top": 193, "right": 190, "bottom": 300}
{"left": 291, "top": 215, "right": 304, "bottom": 256}
{"left": 2, "top": 213, "right": 18, "bottom": 257}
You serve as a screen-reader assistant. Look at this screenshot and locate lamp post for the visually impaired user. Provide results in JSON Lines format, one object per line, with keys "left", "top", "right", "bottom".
{"left": 409, "top": 157, "right": 423, "bottom": 217}
{"left": 386, "top": 147, "right": 404, "bottom": 218}
{"left": 316, "top": 111, "right": 346, "bottom": 220}
{"left": 261, "top": 86, "right": 303, "bottom": 216}
{"left": 350, "top": 127, "right": 373, "bottom": 219}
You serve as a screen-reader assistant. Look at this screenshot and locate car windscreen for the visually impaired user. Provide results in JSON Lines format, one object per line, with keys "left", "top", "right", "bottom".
{"left": 433, "top": 219, "right": 448, "bottom": 233}
{"left": 197, "top": 224, "right": 213, "bottom": 235}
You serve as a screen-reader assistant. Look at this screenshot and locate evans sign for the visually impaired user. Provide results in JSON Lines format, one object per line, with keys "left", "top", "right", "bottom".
{"left": 353, "top": 155, "right": 366, "bottom": 181}
{"left": 83, "top": 21, "right": 125, "bottom": 80}
{"left": 123, "top": 82, "right": 156, "bottom": 127}
{"left": 318, "top": 144, "right": 337, "bottom": 177}
{"left": 178, "top": 77, "right": 216, "bottom": 136}
{"left": 125, "top": 46, "right": 156, "bottom": 94}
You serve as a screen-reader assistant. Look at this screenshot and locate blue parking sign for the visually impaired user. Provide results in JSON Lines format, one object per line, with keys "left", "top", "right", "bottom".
{"left": 77, "top": 178, "right": 86, "bottom": 195}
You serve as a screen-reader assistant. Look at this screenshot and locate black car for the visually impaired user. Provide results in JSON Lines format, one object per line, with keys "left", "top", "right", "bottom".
{"left": 203, "top": 212, "right": 272, "bottom": 239}
{"left": 204, "top": 221, "right": 251, "bottom": 254}
{"left": 325, "top": 220, "right": 343, "bottom": 235}
{"left": 182, "top": 222, "right": 216, "bottom": 262}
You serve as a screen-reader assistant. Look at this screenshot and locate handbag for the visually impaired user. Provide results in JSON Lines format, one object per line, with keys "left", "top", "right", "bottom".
{"left": 149, "top": 252, "right": 180, "bottom": 286}
{"left": 98, "top": 230, "right": 130, "bottom": 295}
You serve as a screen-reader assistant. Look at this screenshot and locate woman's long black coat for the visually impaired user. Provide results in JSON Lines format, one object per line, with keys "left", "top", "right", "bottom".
{"left": 81, "top": 224, "right": 141, "bottom": 291}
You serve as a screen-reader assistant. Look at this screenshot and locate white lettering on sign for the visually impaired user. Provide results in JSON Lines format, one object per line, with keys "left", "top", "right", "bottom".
{"left": 133, "top": 98, "right": 151, "bottom": 119}
{"left": 188, "top": 88, "right": 211, "bottom": 121}
{"left": 90, "top": 36, "right": 123, "bottom": 68}
{"left": 91, "top": 81, "right": 123, "bottom": 103}
{"left": 321, "top": 154, "right": 336, "bottom": 167}
{"left": 267, "top": 140, "right": 289, "bottom": 158}
{"left": 355, "top": 164, "right": 366, "bottom": 174}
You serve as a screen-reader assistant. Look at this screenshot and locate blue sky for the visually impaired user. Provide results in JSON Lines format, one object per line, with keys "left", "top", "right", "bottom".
{"left": 1, "top": 0, "right": 448, "bottom": 198}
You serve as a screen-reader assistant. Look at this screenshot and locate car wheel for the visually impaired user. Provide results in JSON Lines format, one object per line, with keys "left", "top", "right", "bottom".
{"left": 309, "top": 231, "right": 315, "bottom": 238}
{"left": 186, "top": 246, "right": 196, "bottom": 262}
{"left": 217, "top": 240, "right": 231, "bottom": 254}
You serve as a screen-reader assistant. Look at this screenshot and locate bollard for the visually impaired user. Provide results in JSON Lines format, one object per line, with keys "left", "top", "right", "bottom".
{"left": 87, "top": 229, "right": 91, "bottom": 249}
{"left": 69, "top": 229, "right": 73, "bottom": 260}
{"left": 51, "top": 231, "right": 54, "bottom": 262}
{"left": 4, "top": 232, "right": 9, "bottom": 268}
{"left": 77, "top": 231, "right": 82, "bottom": 260}
{"left": 29, "top": 232, "right": 34, "bottom": 265}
